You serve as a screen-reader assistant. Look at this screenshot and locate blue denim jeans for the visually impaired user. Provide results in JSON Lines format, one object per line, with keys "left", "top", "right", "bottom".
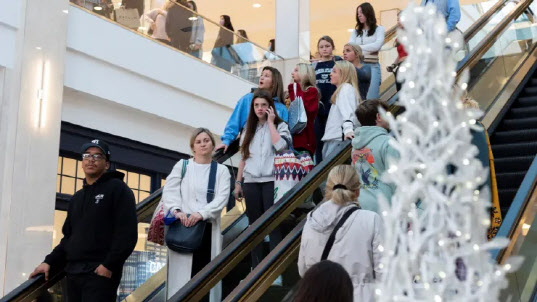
{"left": 365, "top": 63, "right": 381, "bottom": 99}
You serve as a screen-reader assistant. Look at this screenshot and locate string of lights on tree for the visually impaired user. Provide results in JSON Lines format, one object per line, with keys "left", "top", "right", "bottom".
{"left": 374, "top": 4, "right": 522, "bottom": 301}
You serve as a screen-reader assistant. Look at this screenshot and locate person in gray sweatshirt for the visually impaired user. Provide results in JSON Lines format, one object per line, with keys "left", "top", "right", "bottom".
{"left": 235, "top": 89, "right": 291, "bottom": 269}
{"left": 351, "top": 99, "right": 398, "bottom": 214}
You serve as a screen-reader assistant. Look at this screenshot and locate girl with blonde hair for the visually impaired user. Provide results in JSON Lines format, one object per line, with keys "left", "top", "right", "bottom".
{"left": 298, "top": 165, "right": 383, "bottom": 302}
{"left": 289, "top": 63, "right": 320, "bottom": 156}
{"left": 343, "top": 42, "right": 371, "bottom": 100}
{"left": 321, "top": 60, "right": 361, "bottom": 159}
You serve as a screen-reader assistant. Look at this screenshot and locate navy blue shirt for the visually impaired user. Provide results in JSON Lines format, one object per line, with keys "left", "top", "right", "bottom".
{"left": 356, "top": 65, "right": 371, "bottom": 100}
{"left": 314, "top": 56, "right": 342, "bottom": 116}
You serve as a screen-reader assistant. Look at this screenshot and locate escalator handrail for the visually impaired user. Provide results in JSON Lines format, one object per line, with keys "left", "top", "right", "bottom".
{"left": 492, "top": 156, "right": 537, "bottom": 261}
{"left": 464, "top": 0, "right": 510, "bottom": 43}
{"left": 0, "top": 142, "right": 241, "bottom": 302}
{"left": 457, "top": 0, "right": 533, "bottom": 78}
{"left": 170, "top": 141, "right": 353, "bottom": 302}
{"left": 224, "top": 220, "right": 305, "bottom": 302}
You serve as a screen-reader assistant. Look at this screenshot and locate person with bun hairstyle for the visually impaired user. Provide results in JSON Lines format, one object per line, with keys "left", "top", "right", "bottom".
{"left": 289, "top": 63, "right": 320, "bottom": 156}
{"left": 298, "top": 165, "right": 383, "bottom": 302}
{"left": 234, "top": 89, "right": 291, "bottom": 269}
{"left": 349, "top": 2, "right": 385, "bottom": 99}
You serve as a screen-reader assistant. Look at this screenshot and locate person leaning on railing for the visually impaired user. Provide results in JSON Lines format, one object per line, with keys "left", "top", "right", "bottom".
{"left": 29, "top": 139, "right": 138, "bottom": 302}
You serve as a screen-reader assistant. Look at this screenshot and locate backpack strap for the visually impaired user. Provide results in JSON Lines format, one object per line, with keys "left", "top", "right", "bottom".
{"left": 181, "top": 159, "right": 189, "bottom": 179}
{"left": 206, "top": 161, "right": 218, "bottom": 203}
{"left": 321, "top": 206, "right": 360, "bottom": 261}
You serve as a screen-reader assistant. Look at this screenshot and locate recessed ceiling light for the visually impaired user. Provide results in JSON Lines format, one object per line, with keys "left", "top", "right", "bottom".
{"left": 36, "top": 46, "right": 42, "bottom": 50}
{"left": 253, "top": 3, "right": 261, "bottom": 8}
{"left": 188, "top": 17, "right": 198, "bottom": 21}
{"left": 62, "top": 9, "right": 69, "bottom": 14}
{"left": 347, "top": 28, "right": 354, "bottom": 32}
{"left": 94, "top": 6, "right": 102, "bottom": 11}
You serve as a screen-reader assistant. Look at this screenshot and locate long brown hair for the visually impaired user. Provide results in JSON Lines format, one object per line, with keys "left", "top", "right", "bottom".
{"left": 355, "top": 2, "right": 378, "bottom": 37}
{"left": 240, "top": 90, "right": 283, "bottom": 159}
{"left": 292, "top": 261, "right": 354, "bottom": 302}
{"left": 262, "top": 66, "right": 285, "bottom": 103}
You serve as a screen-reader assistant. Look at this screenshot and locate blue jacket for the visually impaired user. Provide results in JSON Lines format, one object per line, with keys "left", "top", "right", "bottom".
{"left": 421, "top": 0, "right": 461, "bottom": 32}
{"left": 220, "top": 92, "right": 289, "bottom": 146}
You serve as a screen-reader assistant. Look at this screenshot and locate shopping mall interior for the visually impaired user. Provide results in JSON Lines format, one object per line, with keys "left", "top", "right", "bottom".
{"left": 1, "top": 0, "right": 537, "bottom": 301}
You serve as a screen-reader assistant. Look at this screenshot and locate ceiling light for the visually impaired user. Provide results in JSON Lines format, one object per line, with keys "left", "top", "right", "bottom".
{"left": 62, "top": 9, "right": 69, "bottom": 14}
{"left": 347, "top": 28, "right": 354, "bottom": 32}
{"left": 253, "top": 3, "right": 261, "bottom": 8}
{"left": 36, "top": 46, "right": 42, "bottom": 50}
{"left": 94, "top": 6, "right": 103, "bottom": 11}
{"left": 188, "top": 17, "right": 198, "bottom": 21}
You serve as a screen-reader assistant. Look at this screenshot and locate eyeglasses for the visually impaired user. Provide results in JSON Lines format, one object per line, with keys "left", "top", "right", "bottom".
{"left": 82, "top": 153, "right": 105, "bottom": 161}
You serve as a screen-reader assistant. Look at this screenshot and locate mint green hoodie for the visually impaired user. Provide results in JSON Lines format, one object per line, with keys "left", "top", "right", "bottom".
{"left": 351, "top": 126, "right": 398, "bottom": 214}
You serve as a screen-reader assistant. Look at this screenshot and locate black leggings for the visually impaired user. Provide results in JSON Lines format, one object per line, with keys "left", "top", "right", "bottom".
{"left": 243, "top": 181, "right": 282, "bottom": 268}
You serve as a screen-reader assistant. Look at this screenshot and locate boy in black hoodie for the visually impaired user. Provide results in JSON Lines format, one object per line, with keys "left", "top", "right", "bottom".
{"left": 30, "top": 139, "right": 138, "bottom": 301}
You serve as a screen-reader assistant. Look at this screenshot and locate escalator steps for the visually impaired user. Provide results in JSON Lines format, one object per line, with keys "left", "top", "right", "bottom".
{"left": 494, "top": 156, "right": 534, "bottom": 172}
{"left": 507, "top": 106, "right": 537, "bottom": 119}
{"left": 523, "top": 86, "right": 537, "bottom": 95}
{"left": 497, "top": 117, "right": 537, "bottom": 131}
{"left": 514, "top": 96, "right": 537, "bottom": 108}
{"left": 492, "top": 129, "right": 537, "bottom": 144}
{"left": 495, "top": 172, "right": 526, "bottom": 189}
{"left": 491, "top": 142, "right": 537, "bottom": 158}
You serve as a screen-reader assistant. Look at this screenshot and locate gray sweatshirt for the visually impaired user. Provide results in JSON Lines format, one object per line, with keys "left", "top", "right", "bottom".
{"left": 241, "top": 122, "right": 291, "bottom": 183}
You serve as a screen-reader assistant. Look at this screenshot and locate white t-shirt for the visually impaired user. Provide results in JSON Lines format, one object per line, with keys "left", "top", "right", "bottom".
{"left": 190, "top": 161, "right": 211, "bottom": 205}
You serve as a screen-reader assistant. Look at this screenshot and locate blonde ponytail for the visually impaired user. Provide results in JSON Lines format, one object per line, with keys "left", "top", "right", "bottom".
{"left": 324, "top": 165, "right": 361, "bottom": 206}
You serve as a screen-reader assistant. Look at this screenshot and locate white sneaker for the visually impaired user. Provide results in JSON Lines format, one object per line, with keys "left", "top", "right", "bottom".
{"left": 272, "top": 275, "right": 283, "bottom": 287}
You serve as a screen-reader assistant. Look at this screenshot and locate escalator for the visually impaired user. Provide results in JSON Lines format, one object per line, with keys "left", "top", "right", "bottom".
{"left": 1, "top": 0, "right": 534, "bottom": 301}
{"left": 220, "top": 0, "right": 537, "bottom": 301}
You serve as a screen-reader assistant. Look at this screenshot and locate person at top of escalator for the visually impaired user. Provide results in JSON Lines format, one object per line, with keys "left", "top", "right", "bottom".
{"left": 343, "top": 43, "right": 371, "bottom": 100}
{"left": 165, "top": 0, "right": 192, "bottom": 52}
{"left": 142, "top": 0, "right": 174, "bottom": 45}
{"left": 187, "top": 1, "right": 205, "bottom": 59}
{"left": 214, "top": 66, "right": 289, "bottom": 153}
{"left": 298, "top": 165, "right": 383, "bottom": 302}
{"left": 348, "top": 2, "right": 384, "bottom": 100}
{"left": 162, "top": 128, "right": 230, "bottom": 302}
{"left": 311, "top": 35, "right": 342, "bottom": 163}
{"left": 421, "top": 0, "right": 461, "bottom": 32}
{"left": 211, "top": 15, "right": 236, "bottom": 72}
{"left": 29, "top": 139, "right": 137, "bottom": 302}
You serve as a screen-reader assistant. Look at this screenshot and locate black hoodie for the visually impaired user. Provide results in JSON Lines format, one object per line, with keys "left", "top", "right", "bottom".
{"left": 44, "top": 171, "right": 138, "bottom": 274}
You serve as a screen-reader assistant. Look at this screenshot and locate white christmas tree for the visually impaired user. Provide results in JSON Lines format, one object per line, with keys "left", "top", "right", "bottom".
{"left": 375, "top": 4, "right": 522, "bottom": 301}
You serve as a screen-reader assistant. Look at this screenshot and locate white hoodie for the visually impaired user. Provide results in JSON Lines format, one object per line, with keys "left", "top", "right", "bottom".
{"left": 298, "top": 200, "right": 383, "bottom": 302}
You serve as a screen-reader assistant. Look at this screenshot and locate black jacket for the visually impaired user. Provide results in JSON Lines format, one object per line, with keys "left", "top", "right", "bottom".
{"left": 44, "top": 171, "right": 138, "bottom": 274}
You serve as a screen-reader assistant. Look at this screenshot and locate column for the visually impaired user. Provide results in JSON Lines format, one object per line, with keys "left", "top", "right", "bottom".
{"left": 0, "top": 0, "right": 69, "bottom": 295}
{"left": 275, "top": 0, "right": 310, "bottom": 85}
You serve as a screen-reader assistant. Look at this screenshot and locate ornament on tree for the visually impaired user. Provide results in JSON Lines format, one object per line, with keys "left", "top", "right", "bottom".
{"left": 374, "top": 3, "right": 522, "bottom": 301}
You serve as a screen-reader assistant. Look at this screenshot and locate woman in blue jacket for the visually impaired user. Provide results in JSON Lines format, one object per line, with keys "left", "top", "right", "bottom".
{"left": 215, "top": 66, "right": 289, "bottom": 153}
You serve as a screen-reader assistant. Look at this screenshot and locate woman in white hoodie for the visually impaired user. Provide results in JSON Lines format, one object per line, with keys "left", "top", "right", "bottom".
{"left": 162, "top": 128, "right": 231, "bottom": 301}
{"left": 235, "top": 89, "right": 291, "bottom": 269}
{"left": 321, "top": 60, "right": 361, "bottom": 159}
{"left": 298, "top": 165, "right": 383, "bottom": 302}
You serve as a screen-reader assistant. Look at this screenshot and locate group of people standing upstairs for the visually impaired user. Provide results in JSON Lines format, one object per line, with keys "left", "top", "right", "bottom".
{"left": 29, "top": 1, "right": 462, "bottom": 301}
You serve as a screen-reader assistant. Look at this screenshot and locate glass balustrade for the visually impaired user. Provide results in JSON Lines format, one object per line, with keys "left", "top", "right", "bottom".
{"left": 70, "top": 0, "right": 283, "bottom": 83}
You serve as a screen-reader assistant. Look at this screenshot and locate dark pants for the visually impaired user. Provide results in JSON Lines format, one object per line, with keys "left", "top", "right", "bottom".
{"left": 192, "top": 223, "right": 212, "bottom": 302}
{"left": 243, "top": 181, "right": 282, "bottom": 268}
{"left": 314, "top": 115, "right": 328, "bottom": 164}
{"left": 66, "top": 272, "right": 121, "bottom": 302}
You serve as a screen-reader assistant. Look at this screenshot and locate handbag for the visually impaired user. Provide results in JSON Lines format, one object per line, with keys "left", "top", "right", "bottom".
{"left": 147, "top": 159, "right": 190, "bottom": 245}
{"left": 274, "top": 147, "right": 314, "bottom": 203}
{"left": 114, "top": 7, "right": 141, "bottom": 29}
{"left": 288, "top": 83, "right": 308, "bottom": 135}
{"left": 165, "top": 161, "right": 218, "bottom": 253}
{"left": 321, "top": 206, "right": 360, "bottom": 260}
